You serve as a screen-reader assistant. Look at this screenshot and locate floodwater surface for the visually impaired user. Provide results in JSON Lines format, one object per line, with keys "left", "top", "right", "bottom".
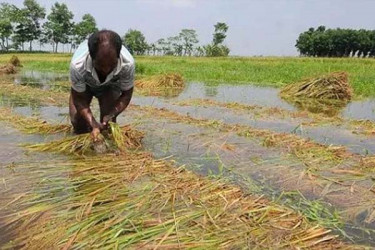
{"left": 14, "top": 70, "right": 375, "bottom": 120}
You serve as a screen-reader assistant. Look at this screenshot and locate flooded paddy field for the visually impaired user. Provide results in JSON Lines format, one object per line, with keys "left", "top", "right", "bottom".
{"left": 1, "top": 70, "right": 375, "bottom": 248}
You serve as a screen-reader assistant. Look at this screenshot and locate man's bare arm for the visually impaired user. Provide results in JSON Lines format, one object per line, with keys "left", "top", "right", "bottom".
{"left": 71, "top": 88, "right": 102, "bottom": 130}
{"left": 102, "top": 87, "right": 134, "bottom": 125}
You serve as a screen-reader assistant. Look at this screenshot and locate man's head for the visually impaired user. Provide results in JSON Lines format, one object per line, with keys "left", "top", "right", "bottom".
{"left": 88, "top": 30, "right": 122, "bottom": 78}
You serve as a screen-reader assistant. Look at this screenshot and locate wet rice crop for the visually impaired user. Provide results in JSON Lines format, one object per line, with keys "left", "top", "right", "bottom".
{"left": 0, "top": 80, "right": 68, "bottom": 106}
{"left": 0, "top": 152, "right": 349, "bottom": 249}
{"left": 0, "top": 107, "right": 71, "bottom": 134}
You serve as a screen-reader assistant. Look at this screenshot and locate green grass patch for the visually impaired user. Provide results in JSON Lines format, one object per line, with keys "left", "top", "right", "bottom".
{"left": 1, "top": 54, "right": 375, "bottom": 97}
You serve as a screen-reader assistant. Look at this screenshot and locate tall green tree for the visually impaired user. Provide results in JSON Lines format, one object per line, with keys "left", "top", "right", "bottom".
{"left": 148, "top": 42, "right": 157, "bottom": 55}
{"left": 212, "top": 22, "right": 228, "bottom": 46}
{"left": 72, "top": 14, "right": 98, "bottom": 49}
{"left": 43, "top": 2, "right": 74, "bottom": 52}
{"left": 0, "top": 3, "right": 16, "bottom": 51}
{"left": 167, "top": 36, "right": 182, "bottom": 56}
{"left": 204, "top": 22, "right": 230, "bottom": 57}
{"left": 179, "top": 29, "right": 198, "bottom": 56}
{"left": 12, "top": 6, "right": 29, "bottom": 51}
{"left": 123, "top": 29, "right": 148, "bottom": 55}
{"left": 20, "top": 0, "right": 46, "bottom": 51}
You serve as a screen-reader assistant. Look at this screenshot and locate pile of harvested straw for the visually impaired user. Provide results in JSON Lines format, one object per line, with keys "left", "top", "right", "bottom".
{"left": 280, "top": 72, "right": 353, "bottom": 101}
{"left": 135, "top": 73, "right": 184, "bottom": 96}
{"left": 0, "top": 64, "right": 18, "bottom": 75}
{"left": 0, "top": 55, "right": 22, "bottom": 75}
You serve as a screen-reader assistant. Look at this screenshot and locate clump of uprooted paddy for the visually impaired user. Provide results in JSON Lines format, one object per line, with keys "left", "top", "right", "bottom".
{"left": 135, "top": 73, "right": 184, "bottom": 97}
{"left": 0, "top": 55, "right": 22, "bottom": 75}
{"left": 26, "top": 122, "right": 144, "bottom": 155}
{"left": 280, "top": 72, "right": 352, "bottom": 116}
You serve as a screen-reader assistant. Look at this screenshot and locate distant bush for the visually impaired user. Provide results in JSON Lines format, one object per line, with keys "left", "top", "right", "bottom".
{"left": 203, "top": 44, "right": 230, "bottom": 57}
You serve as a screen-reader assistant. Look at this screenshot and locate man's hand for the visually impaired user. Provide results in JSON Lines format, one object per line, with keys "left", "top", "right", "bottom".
{"left": 91, "top": 121, "right": 104, "bottom": 141}
{"left": 91, "top": 127, "right": 101, "bottom": 142}
{"left": 102, "top": 114, "right": 115, "bottom": 128}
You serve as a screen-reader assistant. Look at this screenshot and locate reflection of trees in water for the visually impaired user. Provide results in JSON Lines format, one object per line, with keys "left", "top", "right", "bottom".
{"left": 204, "top": 86, "right": 218, "bottom": 97}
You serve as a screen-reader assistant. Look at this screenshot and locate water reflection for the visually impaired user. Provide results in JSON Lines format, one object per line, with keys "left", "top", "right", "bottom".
{"left": 204, "top": 85, "right": 218, "bottom": 97}
{"left": 282, "top": 97, "right": 348, "bottom": 117}
{"left": 14, "top": 70, "right": 69, "bottom": 90}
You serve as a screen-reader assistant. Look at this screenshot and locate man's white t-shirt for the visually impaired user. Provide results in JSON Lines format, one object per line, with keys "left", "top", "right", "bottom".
{"left": 70, "top": 41, "right": 135, "bottom": 93}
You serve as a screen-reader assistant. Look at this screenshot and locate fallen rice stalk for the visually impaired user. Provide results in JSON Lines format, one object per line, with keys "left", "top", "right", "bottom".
{"left": 0, "top": 107, "right": 71, "bottom": 134}
{"left": 175, "top": 98, "right": 375, "bottom": 136}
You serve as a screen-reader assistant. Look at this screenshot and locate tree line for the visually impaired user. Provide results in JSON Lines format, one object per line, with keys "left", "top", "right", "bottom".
{"left": 296, "top": 26, "right": 375, "bottom": 57}
{"left": 124, "top": 22, "right": 230, "bottom": 57}
{"left": 0, "top": 0, "right": 230, "bottom": 56}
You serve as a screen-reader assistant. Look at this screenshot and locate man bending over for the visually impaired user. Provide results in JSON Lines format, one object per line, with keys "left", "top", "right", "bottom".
{"left": 69, "top": 30, "right": 134, "bottom": 140}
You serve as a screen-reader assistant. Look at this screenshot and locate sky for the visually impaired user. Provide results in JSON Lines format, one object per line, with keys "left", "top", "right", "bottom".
{"left": 9, "top": 0, "right": 375, "bottom": 56}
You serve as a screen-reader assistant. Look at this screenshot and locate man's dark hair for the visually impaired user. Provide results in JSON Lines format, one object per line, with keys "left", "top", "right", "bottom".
{"left": 88, "top": 30, "right": 122, "bottom": 59}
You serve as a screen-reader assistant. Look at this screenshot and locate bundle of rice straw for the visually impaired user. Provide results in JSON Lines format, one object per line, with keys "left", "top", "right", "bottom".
{"left": 280, "top": 72, "right": 352, "bottom": 101}
{"left": 0, "top": 64, "right": 18, "bottom": 75}
{"left": 9, "top": 55, "right": 21, "bottom": 67}
{"left": 136, "top": 73, "right": 184, "bottom": 88}
{"left": 135, "top": 73, "right": 184, "bottom": 96}
{"left": 0, "top": 55, "right": 22, "bottom": 75}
